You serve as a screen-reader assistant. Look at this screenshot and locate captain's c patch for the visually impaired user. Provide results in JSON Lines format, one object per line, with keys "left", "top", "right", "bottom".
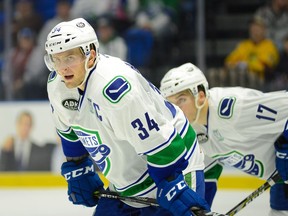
{"left": 103, "top": 76, "right": 131, "bottom": 103}
{"left": 218, "top": 96, "right": 236, "bottom": 119}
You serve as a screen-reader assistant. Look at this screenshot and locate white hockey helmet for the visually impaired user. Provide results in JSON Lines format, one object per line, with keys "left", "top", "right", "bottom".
{"left": 160, "top": 63, "right": 209, "bottom": 98}
{"left": 44, "top": 18, "right": 99, "bottom": 71}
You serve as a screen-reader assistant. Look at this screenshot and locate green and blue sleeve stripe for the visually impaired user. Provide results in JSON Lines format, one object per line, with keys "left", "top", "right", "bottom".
{"left": 57, "top": 127, "right": 87, "bottom": 157}
{"left": 147, "top": 132, "right": 189, "bottom": 184}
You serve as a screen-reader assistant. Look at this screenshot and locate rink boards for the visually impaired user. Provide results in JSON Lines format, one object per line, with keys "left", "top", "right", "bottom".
{"left": 0, "top": 171, "right": 265, "bottom": 189}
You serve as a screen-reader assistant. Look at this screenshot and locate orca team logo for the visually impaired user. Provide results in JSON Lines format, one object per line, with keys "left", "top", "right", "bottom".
{"left": 103, "top": 76, "right": 131, "bottom": 103}
{"left": 62, "top": 98, "right": 79, "bottom": 110}
{"left": 72, "top": 127, "right": 111, "bottom": 175}
{"left": 218, "top": 96, "right": 236, "bottom": 119}
{"left": 217, "top": 151, "right": 264, "bottom": 177}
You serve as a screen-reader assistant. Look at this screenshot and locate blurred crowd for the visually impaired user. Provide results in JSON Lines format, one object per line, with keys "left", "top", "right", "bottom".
{"left": 208, "top": 0, "right": 288, "bottom": 91}
{"left": 0, "top": 0, "right": 287, "bottom": 101}
{"left": 0, "top": 0, "right": 288, "bottom": 172}
{"left": 0, "top": 0, "right": 188, "bottom": 101}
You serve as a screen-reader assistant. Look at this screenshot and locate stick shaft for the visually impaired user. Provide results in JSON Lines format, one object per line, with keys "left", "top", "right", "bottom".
{"left": 225, "top": 172, "right": 282, "bottom": 216}
{"left": 95, "top": 190, "right": 227, "bottom": 216}
{"left": 97, "top": 190, "right": 158, "bottom": 206}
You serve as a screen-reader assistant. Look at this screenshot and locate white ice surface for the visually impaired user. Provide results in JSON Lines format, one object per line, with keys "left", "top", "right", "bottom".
{"left": 0, "top": 188, "right": 270, "bottom": 216}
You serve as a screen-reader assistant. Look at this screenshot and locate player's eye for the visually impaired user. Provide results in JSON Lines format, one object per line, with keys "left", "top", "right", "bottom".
{"left": 176, "top": 97, "right": 186, "bottom": 106}
{"left": 52, "top": 57, "right": 60, "bottom": 64}
{"left": 64, "top": 55, "right": 76, "bottom": 63}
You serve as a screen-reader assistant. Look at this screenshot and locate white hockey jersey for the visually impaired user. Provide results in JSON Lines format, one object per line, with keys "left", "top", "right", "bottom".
{"left": 47, "top": 54, "right": 204, "bottom": 200}
{"left": 200, "top": 87, "right": 288, "bottom": 179}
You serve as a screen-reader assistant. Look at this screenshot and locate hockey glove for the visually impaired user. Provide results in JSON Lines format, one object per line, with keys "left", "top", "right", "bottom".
{"left": 275, "top": 134, "right": 288, "bottom": 183}
{"left": 61, "top": 157, "right": 104, "bottom": 207}
{"left": 157, "top": 174, "right": 210, "bottom": 216}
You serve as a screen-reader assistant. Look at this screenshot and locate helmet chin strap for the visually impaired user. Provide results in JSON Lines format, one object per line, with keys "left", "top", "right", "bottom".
{"left": 77, "top": 52, "right": 99, "bottom": 88}
{"left": 190, "top": 94, "right": 207, "bottom": 134}
{"left": 191, "top": 94, "right": 207, "bottom": 125}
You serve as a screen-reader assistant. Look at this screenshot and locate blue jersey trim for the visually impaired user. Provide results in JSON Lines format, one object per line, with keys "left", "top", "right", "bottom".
{"left": 136, "top": 185, "right": 157, "bottom": 197}
{"left": 147, "top": 153, "right": 188, "bottom": 184}
{"left": 179, "top": 119, "right": 189, "bottom": 137}
{"left": 184, "top": 138, "right": 197, "bottom": 161}
{"left": 115, "top": 170, "right": 149, "bottom": 191}
{"left": 140, "top": 129, "right": 177, "bottom": 155}
{"left": 61, "top": 137, "right": 87, "bottom": 157}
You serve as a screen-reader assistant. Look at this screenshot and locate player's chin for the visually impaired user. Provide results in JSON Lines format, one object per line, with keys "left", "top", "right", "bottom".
{"left": 64, "top": 80, "right": 77, "bottom": 89}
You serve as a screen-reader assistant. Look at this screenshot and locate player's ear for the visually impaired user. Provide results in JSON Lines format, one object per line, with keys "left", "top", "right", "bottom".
{"left": 197, "top": 90, "right": 206, "bottom": 106}
{"left": 88, "top": 49, "right": 96, "bottom": 67}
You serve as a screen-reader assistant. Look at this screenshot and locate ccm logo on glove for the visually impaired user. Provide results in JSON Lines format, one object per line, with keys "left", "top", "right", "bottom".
{"left": 165, "top": 180, "right": 186, "bottom": 201}
{"left": 63, "top": 164, "right": 94, "bottom": 180}
{"left": 276, "top": 152, "right": 288, "bottom": 159}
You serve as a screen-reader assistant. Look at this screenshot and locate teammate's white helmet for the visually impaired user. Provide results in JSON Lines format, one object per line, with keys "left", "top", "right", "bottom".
{"left": 44, "top": 18, "right": 99, "bottom": 71}
{"left": 160, "top": 63, "right": 209, "bottom": 98}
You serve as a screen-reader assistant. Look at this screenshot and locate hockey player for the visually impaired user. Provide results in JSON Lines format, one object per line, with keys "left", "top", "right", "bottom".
{"left": 160, "top": 63, "right": 288, "bottom": 216}
{"left": 44, "top": 18, "right": 210, "bottom": 216}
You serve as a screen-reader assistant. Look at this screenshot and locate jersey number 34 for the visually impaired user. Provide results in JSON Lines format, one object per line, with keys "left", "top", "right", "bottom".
{"left": 131, "top": 112, "right": 160, "bottom": 140}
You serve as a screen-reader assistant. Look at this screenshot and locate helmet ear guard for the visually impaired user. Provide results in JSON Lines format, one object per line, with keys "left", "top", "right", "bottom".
{"left": 44, "top": 54, "right": 55, "bottom": 72}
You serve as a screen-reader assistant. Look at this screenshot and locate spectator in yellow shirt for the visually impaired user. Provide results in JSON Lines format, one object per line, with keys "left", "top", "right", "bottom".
{"left": 225, "top": 18, "right": 279, "bottom": 90}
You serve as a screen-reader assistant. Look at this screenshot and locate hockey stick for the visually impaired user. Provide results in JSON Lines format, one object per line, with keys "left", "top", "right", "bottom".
{"left": 94, "top": 190, "right": 228, "bottom": 216}
{"left": 225, "top": 172, "right": 282, "bottom": 216}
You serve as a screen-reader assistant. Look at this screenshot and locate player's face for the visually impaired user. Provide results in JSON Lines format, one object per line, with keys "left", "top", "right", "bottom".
{"left": 167, "top": 90, "right": 197, "bottom": 123}
{"left": 51, "top": 48, "right": 86, "bottom": 89}
{"left": 250, "top": 22, "right": 265, "bottom": 43}
{"left": 17, "top": 114, "right": 33, "bottom": 139}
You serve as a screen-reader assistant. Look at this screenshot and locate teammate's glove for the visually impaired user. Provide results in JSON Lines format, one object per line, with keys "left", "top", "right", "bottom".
{"left": 275, "top": 134, "right": 288, "bottom": 183}
{"left": 61, "top": 157, "right": 104, "bottom": 207}
{"left": 157, "top": 174, "right": 210, "bottom": 216}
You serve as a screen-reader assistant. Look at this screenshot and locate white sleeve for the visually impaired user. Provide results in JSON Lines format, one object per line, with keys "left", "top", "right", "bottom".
{"left": 232, "top": 90, "right": 288, "bottom": 137}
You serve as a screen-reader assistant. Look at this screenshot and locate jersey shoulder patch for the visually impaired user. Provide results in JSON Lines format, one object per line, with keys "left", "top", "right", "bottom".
{"left": 103, "top": 76, "right": 131, "bottom": 103}
{"left": 218, "top": 96, "right": 236, "bottom": 119}
{"left": 47, "top": 71, "right": 57, "bottom": 83}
